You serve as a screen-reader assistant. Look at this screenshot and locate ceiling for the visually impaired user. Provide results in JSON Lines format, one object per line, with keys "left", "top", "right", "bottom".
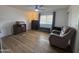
{"left": 8, "top": 5, "right": 69, "bottom": 12}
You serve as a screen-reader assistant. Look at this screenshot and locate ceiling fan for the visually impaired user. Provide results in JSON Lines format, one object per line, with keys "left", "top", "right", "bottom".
{"left": 33, "top": 5, "right": 47, "bottom": 11}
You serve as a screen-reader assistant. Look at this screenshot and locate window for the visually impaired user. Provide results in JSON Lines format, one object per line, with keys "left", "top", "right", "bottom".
{"left": 40, "top": 14, "right": 53, "bottom": 28}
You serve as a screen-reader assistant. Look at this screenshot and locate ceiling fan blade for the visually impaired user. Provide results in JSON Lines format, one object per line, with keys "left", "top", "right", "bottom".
{"left": 35, "top": 5, "right": 38, "bottom": 9}
{"left": 34, "top": 5, "right": 43, "bottom": 9}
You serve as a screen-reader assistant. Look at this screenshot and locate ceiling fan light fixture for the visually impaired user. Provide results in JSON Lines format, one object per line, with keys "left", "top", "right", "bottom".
{"left": 35, "top": 9, "right": 39, "bottom": 11}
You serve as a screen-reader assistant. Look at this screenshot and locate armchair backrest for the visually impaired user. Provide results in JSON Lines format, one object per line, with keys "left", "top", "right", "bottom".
{"left": 63, "top": 28, "right": 76, "bottom": 39}
{"left": 60, "top": 26, "right": 76, "bottom": 40}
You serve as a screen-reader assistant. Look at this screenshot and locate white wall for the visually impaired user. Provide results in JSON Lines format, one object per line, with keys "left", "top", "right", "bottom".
{"left": 55, "top": 9, "right": 68, "bottom": 27}
{"left": 68, "top": 6, "right": 79, "bottom": 52}
{"left": 0, "top": 6, "right": 29, "bottom": 38}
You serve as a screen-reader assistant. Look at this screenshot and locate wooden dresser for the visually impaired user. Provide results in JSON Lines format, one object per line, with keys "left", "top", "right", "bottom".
{"left": 13, "top": 22, "right": 26, "bottom": 35}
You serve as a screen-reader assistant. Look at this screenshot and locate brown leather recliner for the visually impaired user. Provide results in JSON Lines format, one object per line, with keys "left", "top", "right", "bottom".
{"left": 49, "top": 26, "right": 76, "bottom": 50}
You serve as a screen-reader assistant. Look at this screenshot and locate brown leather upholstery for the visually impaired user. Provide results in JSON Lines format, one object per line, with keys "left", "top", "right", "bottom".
{"left": 49, "top": 26, "right": 76, "bottom": 50}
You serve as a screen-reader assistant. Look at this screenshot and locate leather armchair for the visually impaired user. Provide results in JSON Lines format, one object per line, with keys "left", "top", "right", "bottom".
{"left": 49, "top": 26, "right": 76, "bottom": 50}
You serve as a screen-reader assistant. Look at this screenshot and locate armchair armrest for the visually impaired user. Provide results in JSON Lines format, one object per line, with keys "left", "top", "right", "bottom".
{"left": 50, "top": 33, "right": 60, "bottom": 37}
{"left": 49, "top": 33, "right": 63, "bottom": 38}
{"left": 51, "top": 30, "right": 61, "bottom": 34}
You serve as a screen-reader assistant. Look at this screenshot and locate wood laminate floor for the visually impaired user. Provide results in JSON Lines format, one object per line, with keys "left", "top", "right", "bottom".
{"left": 2, "top": 30, "right": 65, "bottom": 53}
